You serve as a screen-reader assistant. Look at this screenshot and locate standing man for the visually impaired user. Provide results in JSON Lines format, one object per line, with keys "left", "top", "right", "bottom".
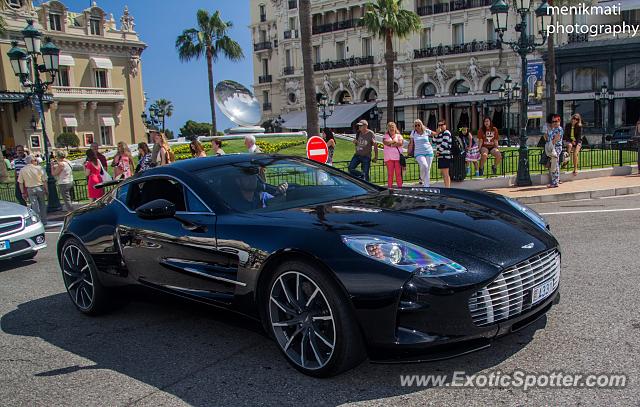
{"left": 244, "top": 135, "right": 262, "bottom": 153}
{"left": 18, "top": 155, "right": 48, "bottom": 225}
{"left": 13, "top": 145, "right": 27, "bottom": 206}
{"left": 348, "top": 120, "right": 378, "bottom": 181}
{"left": 89, "top": 142, "right": 108, "bottom": 169}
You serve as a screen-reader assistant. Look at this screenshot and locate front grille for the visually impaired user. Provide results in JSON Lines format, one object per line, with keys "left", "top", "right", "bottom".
{"left": 468, "top": 250, "right": 560, "bottom": 327}
{"left": 0, "top": 217, "right": 24, "bottom": 236}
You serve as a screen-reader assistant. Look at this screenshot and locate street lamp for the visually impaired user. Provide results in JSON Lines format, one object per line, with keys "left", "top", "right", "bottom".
{"left": 369, "top": 105, "right": 380, "bottom": 132}
{"left": 595, "top": 82, "right": 615, "bottom": 142}
{"left": 497, "top": 76, "right": 520, "bottom": 147}
{"left": 491, "top": 0, "right": 550, "bottom": 186}
{"left": 318, "top": 94, "right": 335, "bottom": 130}
{"left": 7, "top": 19, "right": 61, "bottom": 211}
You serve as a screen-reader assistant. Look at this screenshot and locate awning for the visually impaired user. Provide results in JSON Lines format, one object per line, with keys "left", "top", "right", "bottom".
{"left": 281, "top": 102, "right": 376, "bottom": 130}
{"left": 598, "top": 0, "right": 640, "bottom": 10}
{"left": 90, "top": 57, "right": 113, "bottom": 70}
{"left": 62, "top": 116, "right": 78, "bottom": 127}
{"left": 59, "top": 54, "right": 75, "bottom": 66}
{"left": 100, "top": 117, "right": 116, "bottom": 126}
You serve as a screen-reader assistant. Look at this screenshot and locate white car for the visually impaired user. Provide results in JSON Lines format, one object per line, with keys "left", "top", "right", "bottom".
{"left": 0, "top": 201, "right": 46, "bottom": 261}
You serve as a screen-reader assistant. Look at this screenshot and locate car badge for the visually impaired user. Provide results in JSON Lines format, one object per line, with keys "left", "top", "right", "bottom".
{"left": 521, "top": 243, "right": 535, "bottom": 249}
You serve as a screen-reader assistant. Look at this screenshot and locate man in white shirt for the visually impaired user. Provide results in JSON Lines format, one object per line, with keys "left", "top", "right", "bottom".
{"left": 244, "top": 135, "right": 262, "bottom": 154}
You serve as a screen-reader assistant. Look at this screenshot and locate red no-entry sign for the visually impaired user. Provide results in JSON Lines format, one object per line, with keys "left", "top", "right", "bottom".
{"left": 306, "top": 136, "right": 328, "bottom": 163}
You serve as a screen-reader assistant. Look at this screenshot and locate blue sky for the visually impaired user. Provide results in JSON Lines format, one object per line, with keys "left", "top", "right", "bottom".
{"left": 57, "top": 0, "right": 252, "bottom": 134}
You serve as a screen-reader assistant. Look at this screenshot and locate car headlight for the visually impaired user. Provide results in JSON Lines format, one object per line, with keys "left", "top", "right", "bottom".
{"left": 341, "top": 235, "right": 467, "bottom": 276}
{"left": 504, "top": 197, "right": 547, "bottom": 230}
{"left": 24, "top": 208, "right": 40, "bottom": 227}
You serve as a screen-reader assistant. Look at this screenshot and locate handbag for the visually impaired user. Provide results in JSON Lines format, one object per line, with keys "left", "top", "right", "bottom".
{"left": 98, "top": 160, "right": 113, "bottom": 183}
{"left": 539, "top": 153, "right": 550, "bottom": 168}
{"left": 396, "top": 147, "right": 406, "bottom": 168}
{"left": 544, "top": 141, "right": 558, "bottom": 158}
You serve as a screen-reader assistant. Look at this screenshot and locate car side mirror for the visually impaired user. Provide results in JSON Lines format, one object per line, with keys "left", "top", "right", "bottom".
{"left": 605, "top": 135, "right": 612, "bottom": 141}
{"left": 136, "top": 199, "right": 176, "bottom": 220}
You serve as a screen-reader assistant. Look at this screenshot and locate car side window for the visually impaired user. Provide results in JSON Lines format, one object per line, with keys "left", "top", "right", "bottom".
{"left": 116, "top": 183, "right": 130, "bottom": 203}
{"left": 186, "top": 189, "right": 209, "bottom": 213}
{"left": 126, "top": 178, "right": 187, "bottom": 211}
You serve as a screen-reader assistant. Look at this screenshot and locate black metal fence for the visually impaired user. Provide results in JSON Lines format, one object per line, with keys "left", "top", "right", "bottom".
{"left": 0, "top": 179, "right": 91, "bottom": 204}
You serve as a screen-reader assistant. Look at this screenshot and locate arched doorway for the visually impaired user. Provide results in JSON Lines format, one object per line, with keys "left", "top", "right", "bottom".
{"left": 336, "top": 90, "right": 352, "bottom": 104}
{"left": 363, "top": 88, "right": 377, "bottom": 102}
{"left": 451, "top": 79, "right": 471, "bottom": 96}
{"left": 418, "top": 82, "right": 437, "bottom": 97}
{"left": 485, "top": 77, "right": 504, "bottom": 94}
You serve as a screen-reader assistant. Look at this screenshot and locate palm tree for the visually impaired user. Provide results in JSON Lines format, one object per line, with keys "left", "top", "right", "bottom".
{"left": 361, "top": 0, "right": 421, "bottom": 122}
{"left": 152, "top": 98, "right": 174, "bottom": 132}
{"left": 176, "top": 10, "right": 244, "bottom": 135}
{"left": 299, "top": 0, "right": 319, "bottom": 137}
{"left": 0, "top": 16, "right": 7, "bottom": 183}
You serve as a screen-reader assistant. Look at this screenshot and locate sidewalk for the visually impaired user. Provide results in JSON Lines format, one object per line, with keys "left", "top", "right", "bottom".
{"left": 486, "top": 174, "right": 640, "bottom": 204}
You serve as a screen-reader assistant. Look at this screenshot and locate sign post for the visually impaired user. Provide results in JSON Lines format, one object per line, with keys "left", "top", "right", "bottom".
{"left": 306, "top": 136, "right": 329, "bottom": 163}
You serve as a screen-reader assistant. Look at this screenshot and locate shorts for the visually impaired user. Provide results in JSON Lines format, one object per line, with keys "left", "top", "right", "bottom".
{"left": 437, "top": 157, "right": 451, "bottom": 169}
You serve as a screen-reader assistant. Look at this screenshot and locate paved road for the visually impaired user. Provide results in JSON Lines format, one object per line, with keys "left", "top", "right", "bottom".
{"left": 1, "top": 194, "right": 639, "bottom": 406}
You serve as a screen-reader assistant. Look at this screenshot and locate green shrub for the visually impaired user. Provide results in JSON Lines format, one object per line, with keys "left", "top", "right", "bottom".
{"left": 56, "top": 132, "right": 80, "bottom": 149}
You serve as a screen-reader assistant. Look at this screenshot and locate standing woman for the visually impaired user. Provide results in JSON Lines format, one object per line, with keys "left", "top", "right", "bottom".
{"left": 136, "top": 142, "right": 152, "bottom": 173}
{"left": 410, "top": 119, "right": 434, "bottom": 187}
{"left": 52, "top": 150, "right": 74, "bottom": 212}
{"left": 563, "top": 113, "right": 583, "bottom": 175}
{"left": 323, "top": 129, "right": 336, "bottom": 165}
{"left": 546, "top": 114, "right": 564, "bottom": 188}
{"left": 85, "top": 149, "right": 104, "bottom": 201}
{"left": 212, "top": 138, "right": 225, "bottom": 156}
{"left": 112, "top": 141, "right": 135, "bottom": 179}
{"left": 434, "top": 120, "right": 452, "bottom": 188}
{"left": 383, "top": 122, "right": 404, "bottom": 188}
{"left": 190, "top": 139, "right": 207, "bottom": 158}
{"left": 461, "top": 126, "right": 480, "bottom": 177}
{"left": 152, "top": 132, "right": 172, "bottom": 166}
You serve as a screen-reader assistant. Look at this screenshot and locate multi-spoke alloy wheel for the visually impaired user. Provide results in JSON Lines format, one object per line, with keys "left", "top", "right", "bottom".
{"left": 61, "top": 244, "right": 94, "bottom": 310}
{"left": 269, "top": 271, "right": 336, "bottom": 371}
{"left": 266, "top": 261, "right": 366, "bottom": 377}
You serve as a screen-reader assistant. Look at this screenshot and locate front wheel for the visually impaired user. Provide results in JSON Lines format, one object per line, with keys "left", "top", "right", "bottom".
{"left": 59, "top": 238, "right": 110, "bottom": 315}
{"left": 266, "top": 261, "right": 366, "bottom": 377}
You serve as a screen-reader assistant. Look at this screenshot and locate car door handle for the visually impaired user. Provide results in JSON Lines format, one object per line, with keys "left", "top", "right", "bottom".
{"left": 174, "top": 215, "right": 208, "bottom": 233}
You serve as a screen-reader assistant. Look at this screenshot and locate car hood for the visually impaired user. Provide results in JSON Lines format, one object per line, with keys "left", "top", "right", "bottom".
{"left": 0, "top": 201, "right": 29, "bottom": 218}
{"left": 264, "top": 190, "right": 556, "bottom": 268}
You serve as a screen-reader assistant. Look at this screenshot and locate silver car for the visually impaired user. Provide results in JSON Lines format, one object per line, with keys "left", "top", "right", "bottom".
{"left": 0, "top": 201, "right": 46, "bottom": 261}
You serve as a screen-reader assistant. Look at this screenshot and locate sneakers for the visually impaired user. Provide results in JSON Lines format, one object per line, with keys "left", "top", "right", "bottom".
{"left": 475, "top": 171, "right": 480, "bottom": 177}
{"left": 491, "top": 165, "right": 497, "bottom": 175}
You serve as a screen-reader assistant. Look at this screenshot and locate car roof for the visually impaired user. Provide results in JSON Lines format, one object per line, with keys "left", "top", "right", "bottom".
{"left": 151, "top": 154, "right": 298, "bottom": 174}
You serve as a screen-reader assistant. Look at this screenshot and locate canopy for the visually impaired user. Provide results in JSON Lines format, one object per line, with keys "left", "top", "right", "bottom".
{"left": 62, "top": 116, "right": 78, "bottom": 127}
{"left": 281, "top": 102, "right": 376, "bottom": 130}
{"left": 100, "top": 117, "right": 116, "bottom": 126}
{"left": 90, "top": 57, "right": 113, "bottom": 70}
{"left": 59, "top": 54, "right": 75, "bottom": 66}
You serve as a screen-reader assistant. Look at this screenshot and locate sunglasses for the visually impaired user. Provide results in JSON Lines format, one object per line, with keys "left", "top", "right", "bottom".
{"left": 552, "top": 120, "right": 560, "bottom": 123}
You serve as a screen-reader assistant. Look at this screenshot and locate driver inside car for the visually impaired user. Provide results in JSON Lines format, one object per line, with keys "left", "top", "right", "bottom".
{"left": 233, "top": 168, "right": 288, "bottom": 211}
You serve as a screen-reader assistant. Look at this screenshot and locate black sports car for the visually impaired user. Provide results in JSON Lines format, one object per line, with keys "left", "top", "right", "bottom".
{"left": 57, "top": 154, "right": 561, "bottom": 377}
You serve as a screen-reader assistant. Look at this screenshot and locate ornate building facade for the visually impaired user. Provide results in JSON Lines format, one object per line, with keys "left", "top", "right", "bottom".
{"left": 0, "top": 0, "right": 146, "bottom": 153}
{"left": 250, "top": 0, "right": 537, "bottom": 134}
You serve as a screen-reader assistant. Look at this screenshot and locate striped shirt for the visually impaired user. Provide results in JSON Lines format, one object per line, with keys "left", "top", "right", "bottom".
{"left": 411, "top": 130, "right": 434, "bottom": 157}
{"left": 13, "top": 157, "right": 27, "bottom": 179}
{"left": 434, "top": 130, "right": 452, "bottom": 159}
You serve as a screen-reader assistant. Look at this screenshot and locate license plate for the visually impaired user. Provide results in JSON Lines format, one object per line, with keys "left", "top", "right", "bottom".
{"left": 531, "top": 278, "right": 556, "bottom": 304}
{"left": 0, "top": 240, "right": 9, "bottom": 251}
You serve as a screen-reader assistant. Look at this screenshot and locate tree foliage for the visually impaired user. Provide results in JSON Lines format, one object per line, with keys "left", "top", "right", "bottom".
{"left": 179, "top": 120, "right": 212, "bottom": 138}
{"left": 56, "top": 132, "right": 80, "bottom": 149}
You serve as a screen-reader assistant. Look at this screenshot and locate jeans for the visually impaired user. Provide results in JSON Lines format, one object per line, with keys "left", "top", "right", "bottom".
{"left": 27, "top": 186, "right": 47, "bottom": 225}
{"left": 15, "top": 182, "right": 26, "bottom": 206}
{"left": 549, "top": 144, "right": 562, "bottom": 186}
{"left": 385, "top": 160, "right": 403, "bottom": 188}
{"left": 415, "top": 155, "right": 433, "bottom": 187}
{"left": 348, "top": 155, "right": 371, "bottom": 181}
{"left": 58, "top": 183, "right": 74, "bottom": 212}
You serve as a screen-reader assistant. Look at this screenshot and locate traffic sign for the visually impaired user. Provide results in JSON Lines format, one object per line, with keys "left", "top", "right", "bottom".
{"left": 306, "top": 136, "right": 328, "bottom": 163}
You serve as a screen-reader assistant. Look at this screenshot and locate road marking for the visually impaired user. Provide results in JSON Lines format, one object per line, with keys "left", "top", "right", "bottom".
{"left": 540, "top": 207, "right": 640, "bottom": 215}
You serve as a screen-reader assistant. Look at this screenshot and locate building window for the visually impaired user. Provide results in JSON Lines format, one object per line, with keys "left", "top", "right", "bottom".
{"left": 394, "top": 107, "right": 405, "bottom": 132}
{"left": 259, "top": 4, "right": 266, "bottom": 22}
{"left": 560, "top": 67, "right": 608, "bottom": 92}
{"left": 49, "top": 13, "right": 62, "bottom": 31}
{"left": 95, "top": 69, "right": 108, "bottom": 88}
{"left": 622, "top": 10, "right": 640, "bottom": 25}
{"left": 313, "top": 46, "right": 321, "bottom": 64}
{"left": 263, "top": 90, "right": 270, "bottom": 103}
{"left": 452, "top": 23, "right": 464, "bottom": 46}
{"left": 288, "top": 16, "right": 297, "bottom": 31}
{"left": 452, "top": 79, "right": 471, "bottom": 95}
{"left": 362, "top": 38, "right": 372, "bottom": 57}
{"left": 259, "top": 29, "right": 267, "bottom": 43}
{"left": 613, "top": 63, "right": 640, "bottom": 89}
{"left": 56, "top": 67, "right": 70, "bottom": 86}
{"left": 262, "top": 59, "right": 269, "bottom": 75}
{"left": 336, "top": 41, "right": 346, "bottom": 60}
{"left": 487, "top": 19, "right": 496, "bottom": 42}
{"left": 420, "top": 82, "right": 437, "bottom": 97}
{"left": 62, "top": 126, "right": 75, "bottom": 135}
{"left": 420, "top": 28, "right": 431, "bottom": 49}
{"left": 99, "top": 126, "right": 113, "bottom": 145}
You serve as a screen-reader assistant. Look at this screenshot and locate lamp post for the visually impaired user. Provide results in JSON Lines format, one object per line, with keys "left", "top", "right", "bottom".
{"left": 594, "top": 82, "right": 615, "bottom": 144}
{"left": 318, "top": 94, "right": 335, "bottom": 130}
{"left": 369, "top": 105, "right": 380, "bottom": 132}
{"left": 7, "top": 20, "right": 61, "bottom": 211}
{"left": 491, "top": 0, "right": 551, "bottom": 186}
{"left": 497, "top": 76, "right": 521, "bottom": 147}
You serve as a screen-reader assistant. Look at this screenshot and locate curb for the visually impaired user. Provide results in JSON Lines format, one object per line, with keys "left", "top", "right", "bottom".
{"left": 512, "top": 185, "right": 640, "bottom": 204}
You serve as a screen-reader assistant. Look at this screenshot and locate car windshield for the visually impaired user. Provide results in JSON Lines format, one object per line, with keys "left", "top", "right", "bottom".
{"left": 194, "top": 157, "right": 377, "bottom": 213}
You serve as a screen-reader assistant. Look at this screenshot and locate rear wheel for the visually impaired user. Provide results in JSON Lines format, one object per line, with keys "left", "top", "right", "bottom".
{"left": 60, "top": 238, "right": 110, "bottom": 315}
{"left": 266, "top": 261, "right": 366, "bottom": 377}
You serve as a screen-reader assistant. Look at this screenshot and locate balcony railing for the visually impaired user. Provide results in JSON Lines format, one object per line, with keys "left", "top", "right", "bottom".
{"left": 568, "top": 33, "right": 589, "bottom": 43}
{"left": 313, "top": 55, "right": 374, "bottom": 72}
{"left": 284, "top": 29, "right": 299, "bottom": 39}
{"left": 417, "top": 0, "right": 492, "bottom": 16}
{"left": 254, "top": 41, "right": 273, "bottom": 51}
{"left": 258, "top": 75, "right": 273, "bottom": 84}
{"left": 263, "top": 102, "right": 272, "bottom": 111}
{"left": 413, "top": 40, "right": 498, "bottom": 59}
{"left": 312, "top": 18, "right": 362, "bottom": 35}
{"left": 283, "top": 66, "right": 295, "bottom": 76}
{"left": 288, "top": 0, "right": 297, "bottom": 9}
{"left": 51, "top": 86, "right": 125, "bottom": 100}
